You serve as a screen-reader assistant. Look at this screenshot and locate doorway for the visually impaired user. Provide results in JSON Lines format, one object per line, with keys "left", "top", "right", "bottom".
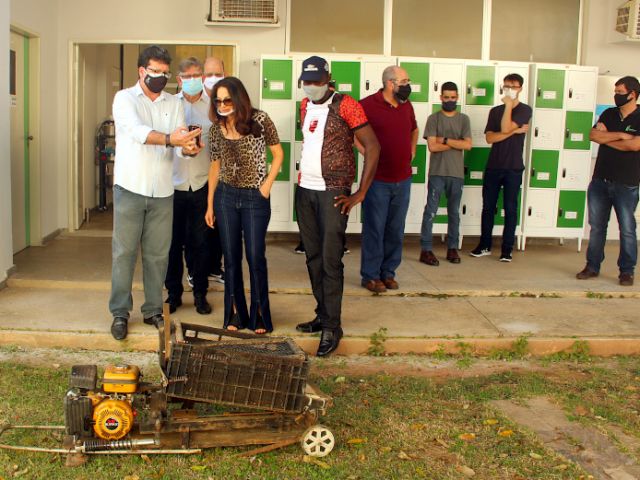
{"left": 70, "top": 42, "right": 236, "bottom": 231}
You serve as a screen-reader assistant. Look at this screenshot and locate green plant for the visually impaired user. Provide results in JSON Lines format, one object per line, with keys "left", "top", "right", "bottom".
{"left": 367, "top": 327, "right": 388, "bottom": 356}
{"left": 455, "top": 341, "right": 474, "bottom": 369}
{"left": 488, "top": 334, "right": 530, "bottom": 361}
{"left": 542, "top": 340, "right": 592, "bottom": 363}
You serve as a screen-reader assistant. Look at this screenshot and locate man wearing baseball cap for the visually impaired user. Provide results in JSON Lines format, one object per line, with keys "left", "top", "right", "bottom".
{"left": 295, "top": 55, "right": 380, "bottom": 357}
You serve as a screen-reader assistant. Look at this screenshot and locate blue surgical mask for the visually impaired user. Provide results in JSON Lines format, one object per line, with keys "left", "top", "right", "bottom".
{"left": 181, "top": 77, "right": 204, "bottom": 96}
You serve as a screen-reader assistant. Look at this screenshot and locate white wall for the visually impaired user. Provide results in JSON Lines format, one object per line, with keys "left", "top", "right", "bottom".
{"left": 1, "top": 1, "right": 12, "bottom": 282}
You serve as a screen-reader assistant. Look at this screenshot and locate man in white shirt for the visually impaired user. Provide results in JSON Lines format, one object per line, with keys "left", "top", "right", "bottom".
{"left": 164, "top": 57, "right": 213, "bottom": 316}
{"left": 203, "top": 56, "right": 225, "bottom": 97}
{"left": 109, "top": 45, "right": 201, "bottom": 340}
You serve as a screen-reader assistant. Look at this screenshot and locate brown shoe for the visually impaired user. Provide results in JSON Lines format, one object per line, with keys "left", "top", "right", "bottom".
{"left": 619, "top": 272, "right": 634, "bottom": 286}
{"left": 382, "top": 277, "right": 399, "bottom": 290}
{"left": 576, "top": 265, "right": 598, "bottom": 280}
{"left": 446, "top": 249, "right": 461, "bottom": 264}
{"left": 419, "top": 250, "right": 439, "bottom": 266}
{"left": 361, "top": 279, "right": 387, "bottom": 293}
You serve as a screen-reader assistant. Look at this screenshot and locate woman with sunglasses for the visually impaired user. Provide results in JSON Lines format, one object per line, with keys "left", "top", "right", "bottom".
{"left": 205, "top": 77, "right": 283, "bottom": 334}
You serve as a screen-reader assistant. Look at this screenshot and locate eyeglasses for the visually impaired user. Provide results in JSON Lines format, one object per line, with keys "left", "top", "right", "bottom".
{"left": 205, "top": 73, "right": 224, "bottom": 78}
{"left": 213, "top": 97, "right": 233, "bottom": 107}
{"left": 146, "top": 67, "right": 171, "bottom": 79}
{"left": 502, "top": 84, "right": 521, "bottom": 89}
{"left": 392, "top": 78, "right": 411, "bottom": 86}
{"left": 178, "top": 73, "right": 203, "bottom": 80}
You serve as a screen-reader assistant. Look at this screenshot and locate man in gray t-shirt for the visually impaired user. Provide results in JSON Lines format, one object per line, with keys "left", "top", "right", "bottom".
{"left": 419, "top": 82, "right": 472, "bottom": 266}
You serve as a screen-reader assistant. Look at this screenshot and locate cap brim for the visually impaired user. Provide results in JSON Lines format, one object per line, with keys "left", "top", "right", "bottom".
{"left": 299, "top": 72, "right": 326, "bottom": 82}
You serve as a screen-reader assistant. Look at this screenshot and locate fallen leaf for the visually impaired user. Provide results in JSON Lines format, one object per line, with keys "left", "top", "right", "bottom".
{"left": 362, "top": 399, "right": 370, "bottom": 406}
{"left": 52, "top": 363, "right": 60, "bottom": 369}
{"left": 594, "top": 415, "right": 607, "bottom": 421}
{"left": 529, "top": 452, "right": 543, "bottom": 460}
{"left": 574, "top": 405, "right": 588, "bottom": 416}
{"left": 358, "top": 453, "right": 366, "bottom": 462}
{"left": 456, "top": 465, "right": 476, "bottom": 477}
{"left": 13, "top": 468, "right": 29, "bottom": 478}
{"left": 140, "top": 454, "right": 151, "bottom": 464}
{"left": 625, "top": 385, "right": 638, "bottom": 392}
{"left": 347, "top": 438, "right": 367, "bottom": 444}
{"left": 410, "top": 423, "right": 426, "bottom": 431}
{"left": 397, "top": 451, "right": 412, "bottom": 460}
{"left": 483, "top": 419, "right": 499, "bottom": 426}
{"left": 191, "top": 466, "right": 207, "bottom": 472}
{"left": 334, "top": 376, "right": 346, "bottom": 383}
{"left": 554, "top": 464, "right": 569, "bottom": 471}
{"left": 123, "top": 476, "right": 139, "bottom": 480}
{"left": 303, "top": 455, "right": 331, "bottom": 469}
{"left": 458, "top": 433, "right": 476, "bottom": 441}
{"left": 498, "top": 430, "right": 514, "bottom": 437}
{"left": 379, "top": 446, "right": 392, "bottom": 453}
{"left": 462, "top": 404, "right": 470, "bottom": 410}
{"left": 435, "top": 438, "right": 449, "bottom": 448}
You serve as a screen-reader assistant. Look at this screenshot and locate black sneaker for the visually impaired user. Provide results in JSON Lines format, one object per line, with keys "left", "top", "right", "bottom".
{"left": 294, "top": 243, "right": 305, "bottom": 254}
{"left": 186, "top": 274, "right": 194, "bottom": 288}
{"left": 499, "top": 252, "right": 513, "bottom": 262}
{"left": 209, "top": 270, "right": 225, "bottom": 284}
{"left": 343, "top": 246, "right": 350, "bottom": 254}
{"left": 470, "top": 246, "right": 491, "bottom": 257}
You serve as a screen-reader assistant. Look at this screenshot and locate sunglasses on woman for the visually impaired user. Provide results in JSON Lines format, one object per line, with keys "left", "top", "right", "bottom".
{"left": 214, "top": 97, "right": 233, "bottom": 107}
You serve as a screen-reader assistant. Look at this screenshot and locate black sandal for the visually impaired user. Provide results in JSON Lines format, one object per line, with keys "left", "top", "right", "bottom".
{"left": 254, "top": 315, "right": 270, "bottom": 335}
{"left": 225, "top": 312, "right": 244, "bottom": 330}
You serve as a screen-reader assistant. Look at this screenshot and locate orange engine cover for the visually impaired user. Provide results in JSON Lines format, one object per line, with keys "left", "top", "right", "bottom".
{"left": 92, "top": 399, "right": 134, "bottom": 440}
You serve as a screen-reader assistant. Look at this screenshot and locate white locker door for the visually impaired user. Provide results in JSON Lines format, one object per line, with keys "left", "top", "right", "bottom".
{"left": 430, "top": 62, "right": 465, "bottom": 102}
{"left": 406, "top": 183, "right": 427, "bottom": 227}
{"left": 270, "top": 182, "right": 291, "bottom": 224}
{"left": 558, "top": 150, "right": 591, "bottom": 190}
{"left": 531, "top": 109, "right": 564, "bottom": 150}
{"left": 495, "top": 64, "right": 529, "bottom": 104}
{"left": 362, "top": 59, "right": 394, "bottom": 99}
{"left": 262, "top": 100, "right": 293, "bottom": 141}
{"left": 523, "top": 189, "right": 556, "bottom": 228}
{"left": 413, "top": 103, "right": 431, "bottom": 141}
{"left": 460, "top": 187, "right": 483, "bottom": 227}
{"left": 566, "top": 69, "right": 597, "bottom": 111}
{"left": 294, "top": 58, "right": 305, "bottom": 101}
{"left": 465, "top": 106, "right": 491, "bottom": 147}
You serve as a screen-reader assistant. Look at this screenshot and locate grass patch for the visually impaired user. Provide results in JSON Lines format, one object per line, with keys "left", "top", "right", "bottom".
{"left": 542, "top": 340, "right": 592, "bottom": 364}
{"left": 366, "top": 327, "right": 388, "bottom": 357}
{"left": 488, "top": 335, "right": 531, "bottom": 361}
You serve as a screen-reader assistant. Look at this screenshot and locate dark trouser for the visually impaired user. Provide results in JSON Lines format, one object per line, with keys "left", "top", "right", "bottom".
{"left": 109, "top": 185, "right": 173, "bottom": 319}
{"left": 296, "top": 186, "right": 349, "bottom": 331}
{"left": 480, "top": 168, "right": 522, "bottom": 253}
{"left": 165, "top": 185, "right": 210, "bottom": 299}
{"left": 186, "top": 220, "right": 223, "bottom": 275}
{"left": 586, "top": 178, "right": 639, "bottom": 275}
{"left": 361, "top": 177, "right": 411, "bottom": 282}
{"left": 214, "top": 182, "right": 272, "bottom": 332}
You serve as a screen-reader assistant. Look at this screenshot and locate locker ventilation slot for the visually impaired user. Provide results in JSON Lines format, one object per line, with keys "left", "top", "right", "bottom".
{"left": 209, "top": 0, "right": 278, "bottom": 24}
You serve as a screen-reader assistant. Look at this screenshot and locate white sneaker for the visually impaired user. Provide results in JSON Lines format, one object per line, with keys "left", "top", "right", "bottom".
{"left": 470, "top": 246, "right": 491, "bottom": 257}
{"left": 186, "top": 274, "right": 194, "bottom": 288}
{"left": 209, "top": 271, "right": 225, "bottom": 284}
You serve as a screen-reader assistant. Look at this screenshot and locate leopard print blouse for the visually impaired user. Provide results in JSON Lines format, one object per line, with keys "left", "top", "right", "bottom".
{"left": 208, "top": 110, "right": 280, "bottom": 189}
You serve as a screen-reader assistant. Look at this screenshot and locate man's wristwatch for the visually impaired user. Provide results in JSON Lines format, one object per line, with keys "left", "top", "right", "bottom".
{"left": 165, "top": 134, "right": 172, "bottom": 148}
{"left": 443, "top": 137, "right": 448, "bottom": 145}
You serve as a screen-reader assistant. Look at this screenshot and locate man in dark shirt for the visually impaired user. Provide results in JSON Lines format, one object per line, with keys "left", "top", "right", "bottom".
{"left": 470, "top": 73, "right": 532, "bottom": 262}
{"left": 577, "top": 76, "right": 640, "bottom": 286}
{"left": 359, "top": 66, "right": 418, "bottom": 292}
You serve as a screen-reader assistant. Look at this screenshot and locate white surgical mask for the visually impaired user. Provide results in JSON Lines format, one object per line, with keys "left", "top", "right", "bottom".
{"left": 504, "top": 88, "right": 518, "bottom": 100}
{"left": 217, "top": 108, "right": 234, "bottom": 117}
{"left": 204, "top": 75, "right": 223, "bottom": 90}
{"left": 303, "top": 84, "right": 329, "bottom": 102}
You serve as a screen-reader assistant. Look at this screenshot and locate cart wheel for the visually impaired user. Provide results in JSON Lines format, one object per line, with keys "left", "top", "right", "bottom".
{"left": 300, "top": 425, "right": 335, "bottom": 457}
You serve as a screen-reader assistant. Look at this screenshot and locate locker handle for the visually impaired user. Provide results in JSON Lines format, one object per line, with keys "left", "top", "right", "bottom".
{"left": 366, "top": 80, "right": 370, "bottom": 90}
{"left": 263, "top": 77, "right": 268, "bottom": 88}
{"left": 296, "top": 120, "right": 301, "bottom": 130}
{"left": 499, "top": 85, "right": 503, "bottom": 95}
{"left": 528, "top": 207, "right": 532, "bottom": 216}
{"left": 467, "top": 84, "right": 472, "bottom": 95}
{"left": 434, "top": 81, "right": 438, "bottom": 92}
{"left": 462, "top": 204, "right": 466, "bottom": 215}
{"left": 534, "top": 127, "right": 539, "bottom": 137}
{"left": 565, "top": 129, "right": 570, "bottom": 139}
{"left": 295, "top": 161, "right": 300, "bottom": 171}
{"left": 537, "top": 87, "right": 542, "bottom": 97}
{"left": 562, "top": 168, "right": 566, "bottom": 178}
{"left": 531, "top": 168, "right": 536, "bottom": 178}
{"left": 298, "top": 79, "right": 302, "bottom": 89}
{"left": 569, "top": 87, "right": 573, "bottom": 99}
{"left": 558, "top": 208, "right": 563, "bottom": 218}
{"left": 464, "top": 166, "right": 469, "bottom": 175}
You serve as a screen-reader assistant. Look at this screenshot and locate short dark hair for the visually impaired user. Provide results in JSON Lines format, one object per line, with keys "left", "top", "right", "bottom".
{"left": 211, "top": 77, "right": 260, "bottom": 137}
{"left": 615, "top": 76, "right": 640, "bottom": 99}
{"left": 503, "top": 73, "right": 524, "bottom": 87}
{"left": 441, "top": 81, "right": 458, "bottom": 93}
{"left": 137, "top": 45, "right": 172, "bottom": 69}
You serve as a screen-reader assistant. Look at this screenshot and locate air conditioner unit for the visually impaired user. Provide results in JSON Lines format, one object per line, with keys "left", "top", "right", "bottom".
{"left": 615, "top": 0, "right": 640, "bottom": 40}
{"left": 208, "top": 0, "right": 278, "bottom": 25}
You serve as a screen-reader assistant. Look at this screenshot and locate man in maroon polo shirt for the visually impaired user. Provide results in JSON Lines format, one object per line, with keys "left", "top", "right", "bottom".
{"left": 359, "top": 65, "right": 419, "bottom": 293}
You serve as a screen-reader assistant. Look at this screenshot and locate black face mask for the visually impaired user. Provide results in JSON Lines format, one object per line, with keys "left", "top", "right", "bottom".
{"left": 394, "top": 84, "right": 412, "bottom": 102}
{"left": 144, "top": 74, "right": 168, "bottom": 94}
{"left": 442, "top": 101, "right": 457, "bottom": 112}
{"left": 614, "top": 93, "right": 632, "bottom": 108}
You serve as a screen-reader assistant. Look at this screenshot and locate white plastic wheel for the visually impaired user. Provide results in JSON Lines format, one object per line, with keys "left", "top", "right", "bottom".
{"left": 300, "top": 424, "right": 335, "bottom": 457}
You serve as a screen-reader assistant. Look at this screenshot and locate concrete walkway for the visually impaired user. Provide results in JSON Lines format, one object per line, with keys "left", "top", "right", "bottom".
{"left": 1, "top": 215, "right": 639, "bottom": 356}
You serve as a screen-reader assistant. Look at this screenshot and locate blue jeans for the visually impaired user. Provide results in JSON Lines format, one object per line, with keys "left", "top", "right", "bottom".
{"left": 214, "top": 182, "right": 272, "bottom": 332}
{"left": 586, "top": 178, "right": 639, "bottom": 275}
{"left": 420, "top": 176, "right": 464, "bottom": 251}
{"left": 361, "top": 177, "right": 411, "bottom": 282}
{"left": 296, "top": 186, "right": 349, "bottom": 331}
{"left": 480, "top": 168, "right": 522, "bottom": 253}
{"left": 109, "top": 184, "right": 173, "bottom": 319}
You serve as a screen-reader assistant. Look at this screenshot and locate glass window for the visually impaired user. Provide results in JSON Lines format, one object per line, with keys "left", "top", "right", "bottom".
{"left": 290, "top": 0, "right": 384, "bottom": 54}
{"left": 491, "top": 0, "right": 580, "bottom": 63}
{"left": 392, "top": 0, "right": 484, "bottom": 58}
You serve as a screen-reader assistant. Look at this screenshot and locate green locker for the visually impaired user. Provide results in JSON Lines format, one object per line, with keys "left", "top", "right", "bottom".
{"left": 434, "top": 193, "right": 449, "bottom": 225}
{"left": 564, "top": 111, "right": 593, "bottom": 150}
{"left": 295, "top": 101, "right": 302, "bottom": 141}
{"left": 493, "top": 191, "right": 522, "bottom": 226}
{"left": 535, "top": 69, "right": 565, "bottom": 109}
{"left": 331, "top": 61, "right": 361, "bottom": 99}
{"left": 400, "top": 62, "right": 429, "bottom": 103}
{"left": 412, "top": 145, "right": 427, "bottom": 183}
{"left": 266, "top": 141, "right": 291, "bottom": 182}
{"left": 262, "top": 59, "right": 292, "bottom": 100}
{"left": 432, "top": 103, "right": 462, "bottom": 113}
{"left": 465, "top": 66, "right": 495, "bottom": 106}
{"left": 529, "top": 150, "right": 559, "bottom": 188}
{"left": 556, "top": 190, "right": 586, "bottom": 228}
{"left": 464, "top": 148, "right": 490, "bottom": 186}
